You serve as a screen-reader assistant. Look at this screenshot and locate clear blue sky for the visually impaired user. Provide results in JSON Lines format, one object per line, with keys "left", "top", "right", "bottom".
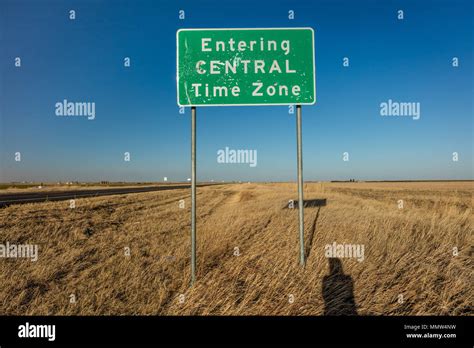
{"left": 0, "top": 0, "right": 472, "bottom": 182}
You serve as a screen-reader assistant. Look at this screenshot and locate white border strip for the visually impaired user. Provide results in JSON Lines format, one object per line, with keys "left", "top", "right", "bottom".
{"left": 176, "top": 27, "right": 316, "bottom": 107}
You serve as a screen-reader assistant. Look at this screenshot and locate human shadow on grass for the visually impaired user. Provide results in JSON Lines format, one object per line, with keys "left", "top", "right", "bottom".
{"left": 322, "top": 258, "right": 358, "bottom": 315}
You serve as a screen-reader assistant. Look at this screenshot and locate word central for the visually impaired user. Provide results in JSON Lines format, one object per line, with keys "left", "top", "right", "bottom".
{"left": 195, "top": 59, "right": 295, "bottom": 75}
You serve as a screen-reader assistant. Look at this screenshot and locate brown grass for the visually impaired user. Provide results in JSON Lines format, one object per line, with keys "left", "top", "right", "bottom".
{"left": 0, "top": 182, "right": 472, "bottom": 315}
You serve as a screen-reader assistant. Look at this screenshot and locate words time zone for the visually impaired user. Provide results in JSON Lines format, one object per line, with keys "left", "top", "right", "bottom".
{"left": 191, "top": 82, "right": 301, "bottom": 98}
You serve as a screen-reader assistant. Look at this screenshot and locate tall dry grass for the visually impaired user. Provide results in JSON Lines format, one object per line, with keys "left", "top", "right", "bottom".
{"left": 0, "top": 182, "right": 472, "bottom": 315}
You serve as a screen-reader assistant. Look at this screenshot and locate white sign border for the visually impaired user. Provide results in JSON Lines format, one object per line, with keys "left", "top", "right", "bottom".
{"left": 176, "top": 27, "right": 316, "bottom": 107}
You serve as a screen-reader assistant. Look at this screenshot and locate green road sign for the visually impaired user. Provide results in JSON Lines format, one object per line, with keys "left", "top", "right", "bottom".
{"left": 177, "top": 28, "right": 316, "bottom": 106}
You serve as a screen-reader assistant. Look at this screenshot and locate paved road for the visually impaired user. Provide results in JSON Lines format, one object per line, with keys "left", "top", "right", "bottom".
{"left": 0, "top": 185, "right": 199, "bottom": 207}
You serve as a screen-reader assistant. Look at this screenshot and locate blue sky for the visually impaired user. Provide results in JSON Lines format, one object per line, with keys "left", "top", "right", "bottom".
{"left": 0, "top": 0, "right": 472, "bottom": 182}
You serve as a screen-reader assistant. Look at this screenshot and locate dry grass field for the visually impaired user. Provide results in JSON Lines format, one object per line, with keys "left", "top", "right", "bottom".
{"left": 0, "top": 182, "right": 472, "bottom": 315}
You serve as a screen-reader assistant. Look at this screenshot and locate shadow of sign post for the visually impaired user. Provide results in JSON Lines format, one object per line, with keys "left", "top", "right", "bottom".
{"left": 177, "top": 28, "right": 316, "bottom": 284}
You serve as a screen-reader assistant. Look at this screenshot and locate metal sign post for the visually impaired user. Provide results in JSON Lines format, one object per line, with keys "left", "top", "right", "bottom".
{"left": 191, "top": 106, "right": 197, "bottom": 284}
{"left": 296, "top": 105, "right": 305, "bottom": 266}
{"left": 177, "top": 28, "right": 316, "bottom": 283}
